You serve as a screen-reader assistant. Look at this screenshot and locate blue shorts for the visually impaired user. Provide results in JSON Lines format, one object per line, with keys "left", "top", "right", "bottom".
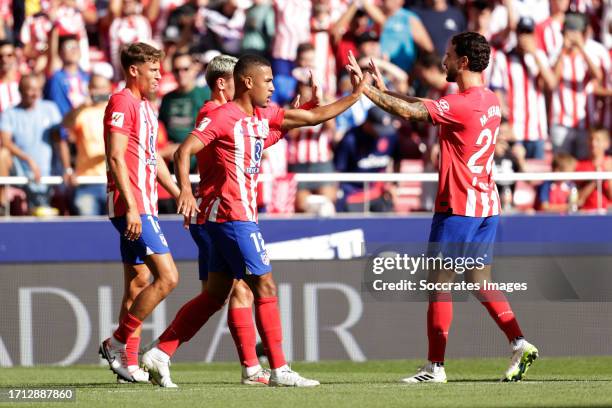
{"left": 428, "top": 213, "right": 499, "bottom": 265}
{"left": 189, "top": 224, "right": 212, "bottom": 281}
{"left": 110, "top": 215, "right": 170, "bottom": 265}
{"left": 205, "top": 221, "right": 272, "bottom": 279}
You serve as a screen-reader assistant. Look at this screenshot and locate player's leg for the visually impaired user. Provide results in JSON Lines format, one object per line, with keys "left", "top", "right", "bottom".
{"left": 116, "top": 264, "right": 151, "bottom": 383}
{"left": 466, "top": 216, "right": 538, "bottom": 382}
{"left": 100, "top": 215, "right": 177, "bottom": 382}
{"left": 228, "top": 280, "right": 270, "bottom": 385}
{"left": 235, "top": 221, "right": 318, "bottom": 387}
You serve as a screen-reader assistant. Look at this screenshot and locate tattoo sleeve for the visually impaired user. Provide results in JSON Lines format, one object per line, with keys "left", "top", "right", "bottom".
{"left": 364, "top": 84, "right": 431, "bottom": 122}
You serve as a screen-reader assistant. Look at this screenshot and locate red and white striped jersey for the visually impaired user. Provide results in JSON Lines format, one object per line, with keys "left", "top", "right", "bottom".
{"left": 0, "top": 79, "right": 20, "bottom": 113}
{"left": 535, "top": 17, "right": 563, "bottom": 62}
{"left": 587, "top": 40, "right": 611, "bottom": 128}
{"left": 550, "top": 40, "right": 608, "bottom": 129}
{"left": 311, "top": 16, "right": 337, "bottom": 97}
{"left": 489, "top": 49, "right": 548, "bottom": 141}
{"left": 272, "top": 0, "right": 312, "bottom": 61}
{"left": 423, "top": 87, "right": 502, "bottom": 217}
{"left": 191, "top": 101, "right": 285, "bottom": 223}
{"left": 191, "top": 100, "right": 221, "bottom": 224}
{"left": 104, "top": 89, "right": 160, "bottom": 217}
{"left": 109, "top": 16, "right": 153, "bottom": 78}
{"left": 20, "top": 13, "right": 53, "bottom": 53}
{"left": 286, "top": 123, "right": 333, "bottom": 165}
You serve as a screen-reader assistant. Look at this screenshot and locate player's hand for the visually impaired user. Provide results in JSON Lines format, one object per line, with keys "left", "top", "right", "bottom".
{"left": 176, "top": 190, "right": 200, "bottom": 221}
{"left": 308, "top": 70, "right": 322, "bottom": 107}
{"left": 125, "top": 208, "right": 142, "bottom": 241}
{"left": 28, "top": 159, "right": 41, "bottom": 183}
{"left": 346, "top": 50, "right": 364, "bottom": 82}
{"left": 369, "top": 58, "right": 388, "bottom": 92}
{"left": 182, "top": 214, "right": 191, "bottom": 230}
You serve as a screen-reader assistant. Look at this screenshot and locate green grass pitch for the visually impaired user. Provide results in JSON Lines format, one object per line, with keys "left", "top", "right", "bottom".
{"left": 1, "top": 357, "right": 611, "bottom": 408}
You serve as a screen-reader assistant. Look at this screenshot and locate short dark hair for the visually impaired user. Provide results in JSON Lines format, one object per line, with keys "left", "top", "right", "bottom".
{"left": 120, "top": 42, "right": 163, "bottom": 72}
{"left": 0, "top": 39, "right": 14, "bottom": 49}
{"left": 417, "top": 52, "right": 443, "bottom": 71}
{"left": 297, "top": 43, "right": 315, "bottom": 57}
{"left": 451, "top": 32, "right": 490, "bottom": 73}
{"left": 171, "top": 51, "right": 193, "bottom": 67}
{"left": 233, "top": 54, "right": 271, "bottom": 80}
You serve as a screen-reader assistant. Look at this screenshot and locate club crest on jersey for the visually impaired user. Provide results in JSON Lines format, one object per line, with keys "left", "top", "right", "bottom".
{"left": 111, "top": 112, "right": 125, "bottom": 128}
{"left": 197, "top": 117, "right": 211, "bottom": 132}
{"left": 254, "top": 139, "right": 263, "bottom": 162}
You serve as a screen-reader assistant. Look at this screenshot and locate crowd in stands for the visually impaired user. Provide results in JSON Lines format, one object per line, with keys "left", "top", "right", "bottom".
{"left": 0, "top": 0, "right": 610, "bottom": 216}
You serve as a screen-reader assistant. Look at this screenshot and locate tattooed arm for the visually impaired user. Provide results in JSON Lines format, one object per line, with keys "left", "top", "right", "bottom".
{"left": 363, "top": 83, "right": 432, "bottom": 123}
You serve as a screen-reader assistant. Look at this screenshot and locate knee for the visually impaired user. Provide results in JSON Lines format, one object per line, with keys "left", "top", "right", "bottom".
{"left": 256, "top": 277, "right": 277, "bottom": 298}
{"left": 232, "top": 281, "right": 254, "bottom": 305}
{"left": 159, "top": 271, "right": 179, "bottom": 294}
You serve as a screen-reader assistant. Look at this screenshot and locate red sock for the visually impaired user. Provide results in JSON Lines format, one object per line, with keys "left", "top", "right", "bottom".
{"left": 254, "top": 297, "right": 286, "bottom": 369}
{"left": 476, "top": 290, "right": 523, "bottom": 342}
{"left": 427, "top": 292, "right": 453, "bottom": 363}
{"left": 157, "top": 291, "right": 224, "bottom": 357}
{"left": 126, "top": 336, "right": 141, "bottom": 366}
{"left": 113, "top": 313, "right": 142, "bottom": 344}
{"left": 228, "top": 307, "right": 259, "bottom": 367}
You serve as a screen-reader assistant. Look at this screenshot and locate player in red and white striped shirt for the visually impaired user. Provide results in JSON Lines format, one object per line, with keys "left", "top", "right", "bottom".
{"left": 142, "top": 54, "right": 366, "bottom": 388}
{"left": 550, "top": 13, "right": 605, "bottom": 160}
{"left": 99, "top": 43, "right": 181, "bottom": 385}
{"left": 349, "top": 33, "right": 538, "bottom": 383}
{"left": 489, "top": 17, "right": 557, "bottom": 159}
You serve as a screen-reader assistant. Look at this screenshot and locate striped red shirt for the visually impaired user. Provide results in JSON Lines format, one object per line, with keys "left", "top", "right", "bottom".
{"left": 0, "top": 80, "right": 20, "bottom": 113}
{"left": 535, "top": 17, "right": 563, "bottom": 61}
{"left": 489, "top": 49, "right": 548, "bottom": 141}
{"left": 286, "top": 123, "right": 332, "bottom": 165}
{"left": 191, "top": 101, "right": 285, "bottom": 223}
{"left": 104, "top": 89, "right": 160, "bottom": 217}
{"left": 272, "top": 0, "right": 312, "bottom": 60}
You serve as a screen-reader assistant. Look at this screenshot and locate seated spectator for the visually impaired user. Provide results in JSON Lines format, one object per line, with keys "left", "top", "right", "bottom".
{"left": 286, "top": 75, "right": 337, "bottom": 213}
{"left": 576, "top": 128, "right": 612, "bottom": 211}
{"left": 63, "top": 74, "right": 112, "bottom": 216}
{"left": 535, "top": 153, "right": 577, "bottom": 212}
{"left": 335, "top": 106, "right": 400, "bottom": 212}
{"left": 158, "top": 52, "right": 211, "bottom": 174}
{"left": 0, "top": 74, "right": 63, "bottom": 213}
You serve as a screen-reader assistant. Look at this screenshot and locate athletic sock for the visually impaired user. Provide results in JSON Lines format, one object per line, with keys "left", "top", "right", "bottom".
{"left": 427, "top": 292, "right": 453, "bottom": 363}
{"left": 157, "top": 291, "right": 224, "bottom": 357}
{"left": 228, "top": 307, "right": 259, "bottom": 368}
{"left": 476, "top": 289, "right": 523, "bottom": 342}
{"left": 113, "top": 313, "right": 142, "bottom": 344}
{"left": 126, "top": 336, "right": 141, "bottom": 366}
{"left": 254, "top": 297, "right": 286, "bottom": 369}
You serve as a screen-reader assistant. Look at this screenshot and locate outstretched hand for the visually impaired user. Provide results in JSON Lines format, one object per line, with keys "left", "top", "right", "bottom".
{"left": 369, "top": 58, "right": 388, "bottom": 92}
{"left": 346, "top": 51, "right": 369, "bottom": 95}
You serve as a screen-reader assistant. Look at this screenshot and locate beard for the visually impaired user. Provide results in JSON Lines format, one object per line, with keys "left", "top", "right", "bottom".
{"left": 445, "top": 67, "right": 457, "bottom": 82}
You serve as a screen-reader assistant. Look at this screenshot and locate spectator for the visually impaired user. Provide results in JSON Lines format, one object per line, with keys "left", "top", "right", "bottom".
{"left": 310, "top": 0, "right": 337, "bottom": 99}
{"left": 44, "top": 34, "right": 90, "bottom": 117}
{"left": 535, "top": 0, "right": 570, "bottom": 61}
{"left": 550, "top": 13, "right": 605, "bottom": 160}
{"left": 494, "top": 118, "right": 526, "bottom": 210}
{"left": 0, "top": 40, "right": 20, "bottom": 112}
{"left": 241, "top": 0, "right": 275, "bottom": 56}
{"left": 490, "top": 16, "right": 557, "bottom": 159}
{"left": 197, "top": 0, "right": 247, "bottom": 55}
{"left": 331, "top": 4, "right": 372, "bottom": 75}
{"left": 286, "top": 75, "right": 337, "bottom": 213}
{"left": 108, "top": 0, "right": 153, "bottom": 79}
{"left": 63, "top": 73, "right": 112, "bottom": 215}
{"left": 361, "top": 0, "right": 434, "bottom": 72}
{"left": 535, "top": 153, "right": 577, "bottom": 212}
{"left": 576, "top": 128, "right": 612, "bottom": 211}
{"left": 414, "top": 0, "right": 467, "bottom": 58}
{"left": 335, "top": 106, "right": 400, "bottom": 212}
{"left": 0, "top": 74, "right": 63, "bottom": 213}
{"left": 158, "top": 52, "right": 211, "bottom": 173}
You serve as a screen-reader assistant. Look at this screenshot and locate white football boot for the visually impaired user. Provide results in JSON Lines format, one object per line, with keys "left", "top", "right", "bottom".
{"left": 117, "top": 366, "right": 150, "bottom": 384}
{"left": 268, "top": 365, "right": 320, "bottom": 387}
{"left": 99, "top": 338, "right": 134, "bottom": 383}
{"left": 401, "top": 362, "right": 447, "bottom": 384}
{"left": 502, "top": 339, "right": 539, "bottom": 382}
{"left": 241, "top": 366, "right": 271, "bottom": 386}
{"left": 141, "top": 347, "right": 178, "bottom": 388}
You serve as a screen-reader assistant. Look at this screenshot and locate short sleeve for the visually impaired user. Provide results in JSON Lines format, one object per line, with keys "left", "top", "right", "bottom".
{"left": 422, "top": 94, "right": 465, "bottom": 127}
{"left": 192, "top": 110, "right": 222, "bottom": 146}
{"left": 0, "top": 110, "right": 13, "bottom": 133}
{"left": 48, "top": 102, "right": 63, "bottom": 126}
{"left": 104, "top": 94, "right": 135, "bottom": 136}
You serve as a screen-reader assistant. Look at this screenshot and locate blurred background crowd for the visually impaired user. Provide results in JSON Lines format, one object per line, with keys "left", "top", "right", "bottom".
{"left": 0, "top": 0, "right": 610, "bottom": 217}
